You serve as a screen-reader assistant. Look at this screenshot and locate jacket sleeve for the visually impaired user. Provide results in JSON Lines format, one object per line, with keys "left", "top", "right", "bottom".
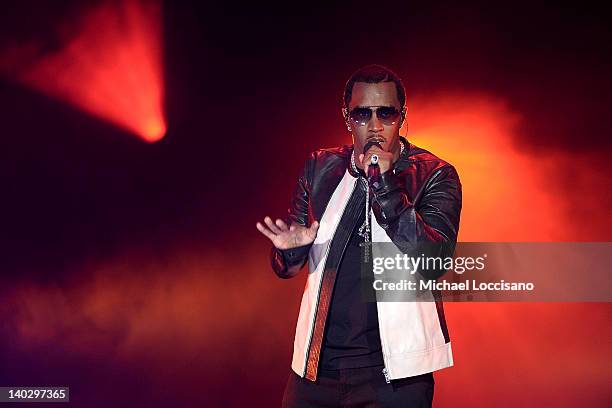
{"left": 270, "top": 153, "right": 315, "bottom": 279}
{"left": 370, "top": 164, "right": 462, "bottom": 279}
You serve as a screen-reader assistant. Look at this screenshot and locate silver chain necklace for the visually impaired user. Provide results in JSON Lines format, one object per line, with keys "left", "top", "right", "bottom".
{"left": 351, "top": 140, "right": 405, "bottom": 242}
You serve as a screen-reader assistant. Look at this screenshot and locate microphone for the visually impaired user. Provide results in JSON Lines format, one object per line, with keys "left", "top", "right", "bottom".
{"left": 362, "top": 140, "right": 382, "bottom": 180}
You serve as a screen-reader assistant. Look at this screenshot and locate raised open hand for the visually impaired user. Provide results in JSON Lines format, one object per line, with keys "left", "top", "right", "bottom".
{"left": 256, "top": 216, "right": 319, "bottom": 250}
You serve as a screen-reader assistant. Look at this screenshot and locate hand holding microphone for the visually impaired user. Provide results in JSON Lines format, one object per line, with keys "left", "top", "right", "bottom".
{"left": 359, "top": 140, "right": 394, "bottom": 176}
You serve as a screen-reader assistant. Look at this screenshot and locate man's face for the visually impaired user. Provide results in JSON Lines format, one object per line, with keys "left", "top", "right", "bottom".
{"left": 346, "top": 81, "right": 403, "bottom": 155}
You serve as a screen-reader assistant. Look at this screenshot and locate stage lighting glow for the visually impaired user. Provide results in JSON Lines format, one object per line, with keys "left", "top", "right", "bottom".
{"left": 1, "top": 0, "right": 165, "bottom": 142}
{"left": 407, "top": 94, "right": 566, "bottom": 241}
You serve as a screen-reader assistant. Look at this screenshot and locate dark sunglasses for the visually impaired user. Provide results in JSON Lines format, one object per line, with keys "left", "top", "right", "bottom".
{"left": 348, "top": 106, "right": 401, "bottom": 126}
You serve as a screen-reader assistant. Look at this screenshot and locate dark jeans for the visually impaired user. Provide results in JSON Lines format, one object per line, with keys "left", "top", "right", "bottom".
{"left": 282, "top": 366, "right": 435, "bottom": 408}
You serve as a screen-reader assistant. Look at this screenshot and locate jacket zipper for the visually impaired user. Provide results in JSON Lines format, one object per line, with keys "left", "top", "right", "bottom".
{"left": 370, "top": 206, "right": 392, "bottom": 384}
{"left": 382, "top": 367, "right": 391, "bottom": 384}
{"left": 379, "top": 288, "right": 392, "bottom": 383}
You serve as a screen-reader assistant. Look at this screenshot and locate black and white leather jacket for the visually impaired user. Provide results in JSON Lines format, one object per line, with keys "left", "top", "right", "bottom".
{"left": 270, "top": 137, "right": 462, "bottom": 382}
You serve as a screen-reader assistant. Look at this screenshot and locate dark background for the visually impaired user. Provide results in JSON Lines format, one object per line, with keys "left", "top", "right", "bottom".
{"left": 0, "top": 1, "right": 610, "bottom": 407}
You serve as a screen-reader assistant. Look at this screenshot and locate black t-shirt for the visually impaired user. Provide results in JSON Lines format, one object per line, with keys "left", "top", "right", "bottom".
{"left": 319, "top": 199, "right": 384, "bottom": 370}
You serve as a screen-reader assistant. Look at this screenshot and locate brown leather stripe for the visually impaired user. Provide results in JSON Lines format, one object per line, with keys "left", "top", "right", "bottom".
{"left": 304, "top": 265, "right": 338, "bottom": 380}
{"left": 433, "top": 293, "right": 451, "bottom": 343}
{"left": 304, "top": 181, "right": 366, "bottom": 381}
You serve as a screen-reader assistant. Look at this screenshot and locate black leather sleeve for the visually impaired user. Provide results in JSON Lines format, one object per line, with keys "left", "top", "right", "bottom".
{"left": 270, "top": 153, "right": 315, "bottom": 279}
{"left": 370, "top": 164, "right": 462, "bottom": 279}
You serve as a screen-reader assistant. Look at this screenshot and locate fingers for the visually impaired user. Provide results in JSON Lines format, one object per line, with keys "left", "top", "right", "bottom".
{"left": 361, "top": 146, "right": 384, "bottom": 164}
{"left": 275, "top": 218, "right": 289, "bottom": 231}
{"left": 264, "top": 216, "right": 282, "bottom": 234}
{"left": 359, "top": 153, "right": 369, "bottom": 174}
{"left": 256, "top": 222, "right": 276, "bottom": 241}
{"left": 257, "top": 217, "right": 319, "bottom": 245}
{"left": 361, "top": 148, "right": 393, "bottom": 174}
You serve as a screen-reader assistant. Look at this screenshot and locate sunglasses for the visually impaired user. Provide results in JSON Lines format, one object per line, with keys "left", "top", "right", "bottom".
{"left": 348, "top": 106, "right": 401, "bottom": 126}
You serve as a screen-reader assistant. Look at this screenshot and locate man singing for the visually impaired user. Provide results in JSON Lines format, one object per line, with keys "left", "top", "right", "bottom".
{"left": 256, "top": 64, "right": 462, "bottom": 407}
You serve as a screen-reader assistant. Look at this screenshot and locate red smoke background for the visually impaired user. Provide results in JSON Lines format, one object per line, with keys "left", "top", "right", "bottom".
{"left": 0, "top": 1, "right": 610, "bottom": 407}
